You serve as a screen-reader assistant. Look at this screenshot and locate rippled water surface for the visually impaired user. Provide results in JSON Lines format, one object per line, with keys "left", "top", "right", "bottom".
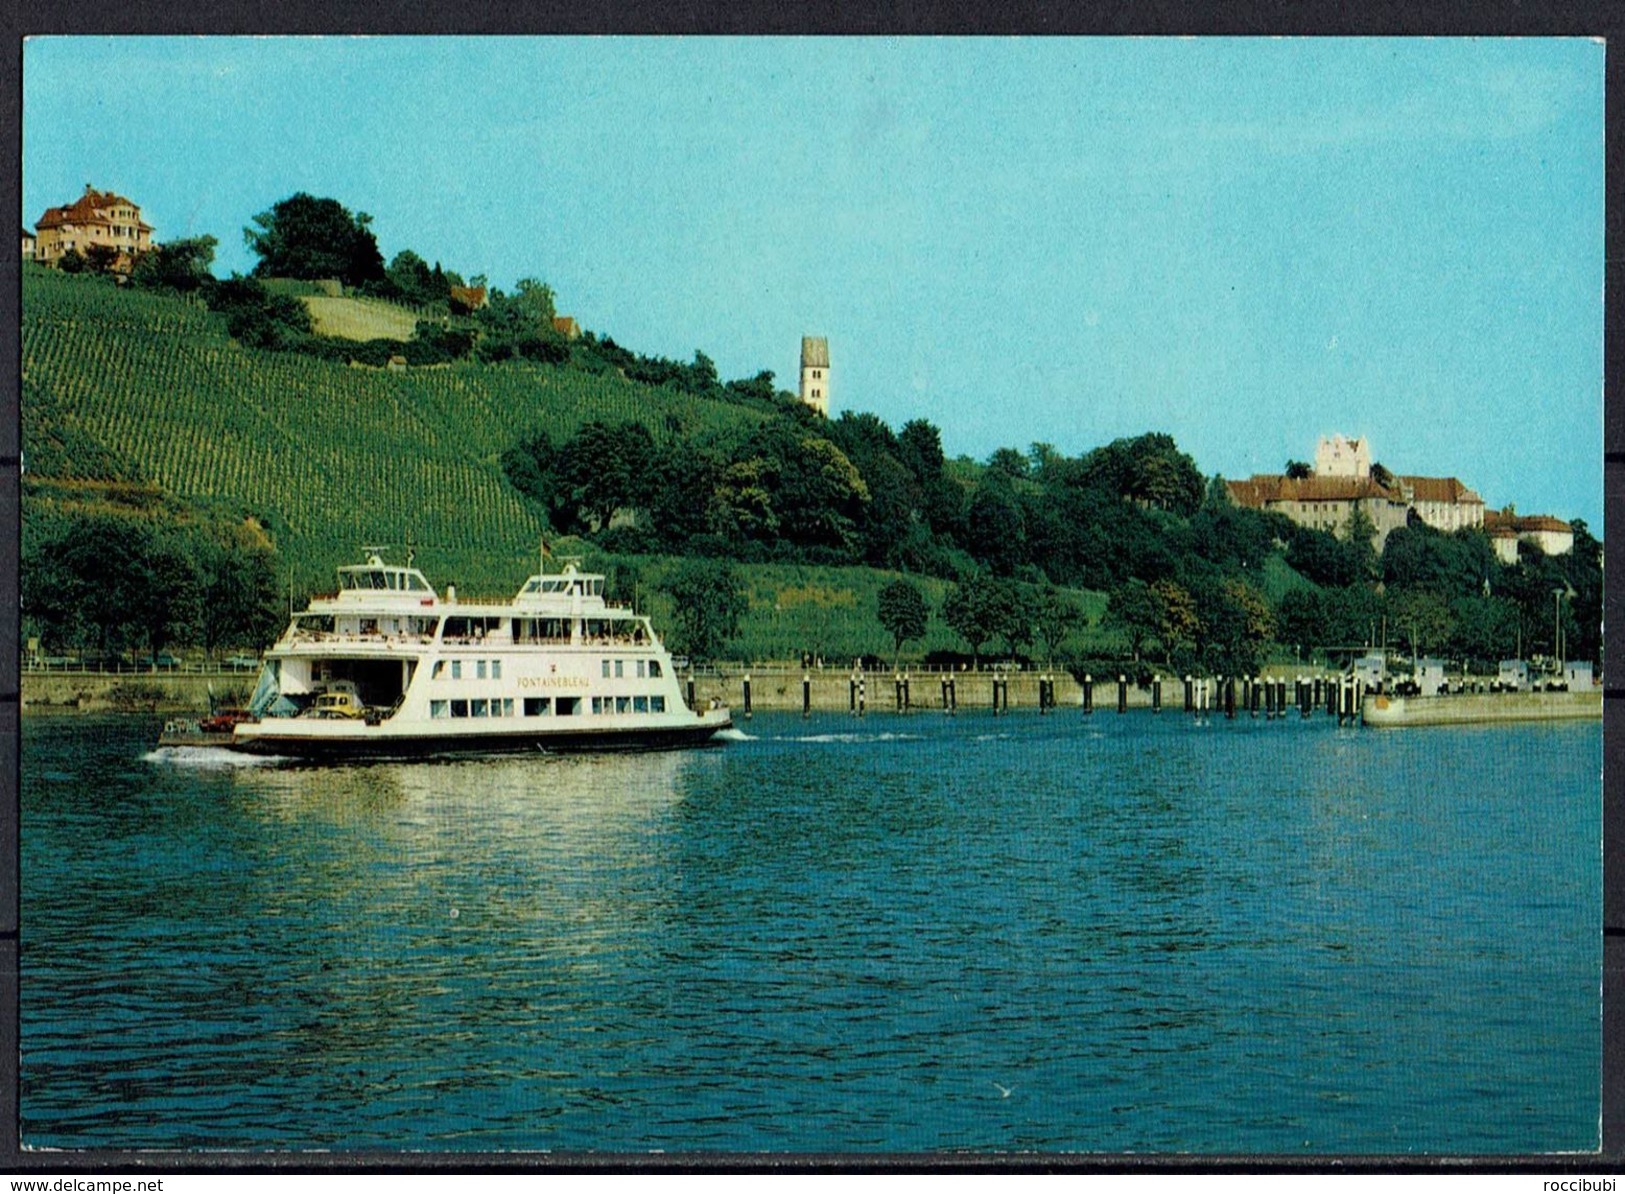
{"left": 21, "top": 711, "right": 1600, "bottom": 1153}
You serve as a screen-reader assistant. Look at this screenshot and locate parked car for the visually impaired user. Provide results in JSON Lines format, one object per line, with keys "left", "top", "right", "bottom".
{"left": 225, "top": 654, "right": 262, "bottom": 671}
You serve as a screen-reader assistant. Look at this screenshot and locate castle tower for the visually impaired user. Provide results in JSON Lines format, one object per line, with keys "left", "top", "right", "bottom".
{"left": 799, "top": 336, "right": 829, "bottom": 416}
{"left": 1314, "top": 434, "right": 1371, "bottom": 479}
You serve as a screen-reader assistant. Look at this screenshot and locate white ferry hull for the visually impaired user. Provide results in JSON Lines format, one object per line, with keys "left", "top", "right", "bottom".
{"left": 230, "top": 707, "right": 733, "bottom": 758}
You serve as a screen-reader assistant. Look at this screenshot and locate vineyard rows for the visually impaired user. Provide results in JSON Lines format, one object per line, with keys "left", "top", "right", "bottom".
{"left": 22, "top": 270, "right": 766, "bottom": 591}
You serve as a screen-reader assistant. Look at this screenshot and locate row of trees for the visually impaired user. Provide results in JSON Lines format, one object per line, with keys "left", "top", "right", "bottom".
{"left": 23, "top": 513, "right": 283, "bottom": 660}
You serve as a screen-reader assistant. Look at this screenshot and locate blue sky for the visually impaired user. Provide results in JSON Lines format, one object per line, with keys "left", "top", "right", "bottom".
{"left": 22, "top": 36, "right": 1605, "bottom": 529}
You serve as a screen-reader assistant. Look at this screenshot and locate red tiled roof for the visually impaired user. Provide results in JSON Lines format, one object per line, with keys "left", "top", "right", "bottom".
{"left": 35, "top": 187, "right": 151, "bottom": 232}
{"left": 1400, "top": 475, "right": 1482, "bottom": 505}
{"left": 1484, "top": 508, "right": 1570, "bottom": 535}
{"left": 1227, "top": 474, "right": 1404, "bottom": 506}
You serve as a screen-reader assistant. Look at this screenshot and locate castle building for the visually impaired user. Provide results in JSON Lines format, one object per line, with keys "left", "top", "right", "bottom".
{"left": 800, "top": 336, "right": 829, "bottom": 416}
{"left": 1483, "top": 507, "right": 1575, "bottom": 565}
{"left": 33, "top": 184, "right": 154, "bottom": 273}
{"left": 1227, "top": 435, "right": 1485, "bottom": 551}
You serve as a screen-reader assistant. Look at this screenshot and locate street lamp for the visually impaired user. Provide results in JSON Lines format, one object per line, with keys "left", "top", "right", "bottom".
{"left": 1553, "top": 587, "right": 1565, "bottom": 680}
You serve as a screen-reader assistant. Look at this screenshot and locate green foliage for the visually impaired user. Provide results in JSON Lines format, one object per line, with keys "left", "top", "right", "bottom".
{"left": 84, "top": 244, "right": 121, "bottom": 274}
{"left": 942, "top": 574, "right": 1018, "bottom": 663}
{"left": 1284, "top": 460, "right": 1312, "bottom": 479}
{"left": 1032, "top": 586, "right": 1083, "bottom": 665}
{"left": 1388, "top": 588, "right": 1454, "bottom": 657}
{"left": 206, "top": 276, "right": 315, "bottom": 350}
{"left": 1078, "top": 432, "right": 1206, "bottom": 516}
{"left": 244, "top": 192, "right": 385, "bottom": 288}
{"left": 384, "top": 250, "right": 452, "bottom": 308}
{"left": 1104, "top": 578, "right": 1160, "bottom": 661}
{"left": 1382, "top": 523, "right": 1497, "bottom": 599}
{"left": 876, "top": 579, "right": 930, "bottom": 665}
{"left": 22, "top": 512, "right": 278, "bottom": 658}
{"left": 131, "top": 236, "right": 218, "bottom": 293}
{"left": 661, "top": 559, "right": 748, "bottom": 661}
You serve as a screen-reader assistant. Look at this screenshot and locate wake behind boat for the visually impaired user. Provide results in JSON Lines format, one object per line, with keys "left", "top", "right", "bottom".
{"left": 160, "top": 552, "right": 731, "bottom": 758}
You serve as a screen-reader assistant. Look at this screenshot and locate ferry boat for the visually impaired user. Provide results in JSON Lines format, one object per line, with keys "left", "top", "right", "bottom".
{"left": 170, "top": 553, "right": 731, "bottom": 758}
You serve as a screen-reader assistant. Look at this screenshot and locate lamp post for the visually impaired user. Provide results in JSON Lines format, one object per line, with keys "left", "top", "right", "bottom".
{"left": 1553, "top": 587, "right": 1565, "bottom": 681}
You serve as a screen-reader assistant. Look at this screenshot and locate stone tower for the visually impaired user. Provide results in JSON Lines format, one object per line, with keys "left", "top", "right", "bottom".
{"left": 1314, "top": 434, "right": 1371, "bottom": 479}
{"left": 799, "top": 336, "right": 829, "bottom": 416}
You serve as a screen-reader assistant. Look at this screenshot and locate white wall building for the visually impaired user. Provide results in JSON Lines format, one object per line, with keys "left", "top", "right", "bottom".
{"left": 799, "top": 336, "right": 829, "bottom": 417}
{"left": 1314, "top": 434, "right": 1371, "bottom": 479}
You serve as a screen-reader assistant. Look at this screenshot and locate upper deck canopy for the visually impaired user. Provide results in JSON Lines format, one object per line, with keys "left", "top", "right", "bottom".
{"left": 336, "top": 555, "right": 437, "bottom": 597}
{"left": 513, "top": 563, "right": 611, "bottom": 612}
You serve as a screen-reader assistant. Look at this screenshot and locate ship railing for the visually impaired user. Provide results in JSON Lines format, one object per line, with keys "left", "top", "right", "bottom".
{"left": 288, "top": 631, "right": 439, "bottom": 647}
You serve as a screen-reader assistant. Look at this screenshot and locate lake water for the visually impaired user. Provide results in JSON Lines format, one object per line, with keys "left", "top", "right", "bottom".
{"left": 20, "top": 710, "right": 1600, "bottom": 1154}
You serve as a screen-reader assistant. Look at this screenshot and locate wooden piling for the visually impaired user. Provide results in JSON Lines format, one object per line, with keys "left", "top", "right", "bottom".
{"left": 1117, "top": 673, "right": 1127, "bottom": 714}
{"left": 743, "top": 673, "right": 752, "bottom": 719}
{"left": 1083, "top": 674, "right": 1094, "bottom": 714}
{"left": 1152, "top": 675, "right": 1162, "bottom": 712}
{"left": 803, "top": 673, "right": 811, "bottom": 718}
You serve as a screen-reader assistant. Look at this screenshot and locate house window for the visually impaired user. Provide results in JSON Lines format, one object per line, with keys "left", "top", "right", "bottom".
{"left": 451, "top": 660, "right": 462, "bottom": 679}
{"left": 650, "top": 660, "right": 663, "bottom": 678}
{"left": 477, "top": 660, "right": 487, "bottom": 679}
{"left": 430, "top": 700, "right": 449, "bottom": 719}
{"left": 633, "top": 696, "right": 649, "bottom": 713}
{"left": 614, "top": 659, "right": 624, "bottom": 678}
{"left": 616, "top": 696, "right": 631, "bottom": 714}
{"left": 451, "top": 699, "right": 469, "bottom": 718}
{"left": 492, "top": 660, "right": 502, "bottom": 680}
{"left": 652, "top": 695, "right": 666, "bottom": 713}
{"left": 636, "top": 660, "right": 646, "bottom": 678}
{"left": 472, "top": 699, "right": 489, "bottom": 717}
{"left": 557, "top": 697, "right": 581, "bottom": 716}
{"left": 601, "top": 660, "right": 611, "bottom": 678}
{"left": 524, "top": 697, "right": 550, "bottom": 716}
{"left": 501, "top": 698, "right": 514, "bottom": 717}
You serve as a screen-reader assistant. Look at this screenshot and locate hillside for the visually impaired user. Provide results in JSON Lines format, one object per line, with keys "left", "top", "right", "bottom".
{"left": 21, "top": 268, "right": 767, "bottom": 592}
{"left": 301, "top": 294, "right": 424, "bottom": 341}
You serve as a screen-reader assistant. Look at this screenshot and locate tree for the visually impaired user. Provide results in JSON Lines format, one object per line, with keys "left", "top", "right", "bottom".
{"left": 662, "top": 560, "right": 749, "bottom": 662}
{"left": 1341, "top": 506, "right": 1380, "bottom": 580}
{"left": 942, "top": 574, "right": 1006, "bottom": 666}
{"left": 1388, "top": 588, "right": 1454, "bottom": 657}
{"left": 987, "top": 446, "right": 1030, "bottom": 479}
{"left": 1033, "top": 586, "right": 1081, "bottom": 666}
{"left": 558, "top": 421, "right": 656, "bottom": 532}
{"left": 131, "top": 235, "right": 218, "bottom": 292}
{"left": 1274, "top": 588, "right": 1327, "bottom": 660}
{"left": 1285, "top": 460, "right": 1312, "bottom": 479}
{"left": 83, "top": 244, "right": 121, "bottom": 274}
{"left": 385, "top": 249, "right": 447, "bottom": 306}
{"left": 1150, "top": 579, "right": 1200, "bottom": 665}
{"left": 205, "top": 277, "right": 313, "bottom": 350}
{"left": 965, "top": 476, "right": 1026, "bottom": 574}
{"left": 876, "top": 579, "right": 929, "bottom": 668}
{"left": 1105, "top": 579, "right": 1161, "bottom": 661}
{"left": 244, "top": 192, "right": 386, "bottom": 287}
{"left": 198, "top": 538, "right": 283, "bottom": 656}
{"left": 57, "top": 248, "right": 86, "bottom": 274}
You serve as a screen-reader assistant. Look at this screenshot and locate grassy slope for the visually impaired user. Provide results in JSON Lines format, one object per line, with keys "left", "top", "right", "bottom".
{"left": 301, "top": 294, "right": 423, "bottom": 341}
